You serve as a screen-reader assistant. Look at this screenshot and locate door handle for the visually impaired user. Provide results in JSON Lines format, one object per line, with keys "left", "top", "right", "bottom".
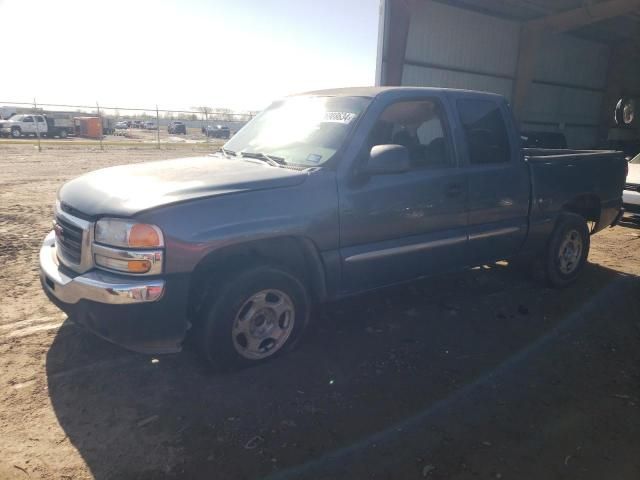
{"left": 445, "top": 184, "right": 464, "bottom": 197}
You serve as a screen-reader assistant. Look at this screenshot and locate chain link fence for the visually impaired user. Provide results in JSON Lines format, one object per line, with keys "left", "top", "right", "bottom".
{"left": 0, "top": 100, "right": 258, "bottom": 151}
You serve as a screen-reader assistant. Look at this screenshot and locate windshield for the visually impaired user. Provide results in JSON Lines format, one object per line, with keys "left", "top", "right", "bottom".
{"left": 224, "top": 95, "right": 370, "bottom": 166}
{"left": 630, "top": 153, "right": 640, "bottom": 164}
{"left": 10, "top": 115, "right": 23, "bottom": 122}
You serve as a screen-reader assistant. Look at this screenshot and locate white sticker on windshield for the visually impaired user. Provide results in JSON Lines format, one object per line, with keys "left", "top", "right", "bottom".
{"left": 323, "top": 112, "right": 357, "bottom": 124}
{"left": 306, "top": 154, "right": 322, "bottom": 164}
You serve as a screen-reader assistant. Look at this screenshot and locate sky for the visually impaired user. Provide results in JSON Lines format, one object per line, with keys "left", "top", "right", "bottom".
{"left": 0, "top": 0, "right": 380, "bottom": 112}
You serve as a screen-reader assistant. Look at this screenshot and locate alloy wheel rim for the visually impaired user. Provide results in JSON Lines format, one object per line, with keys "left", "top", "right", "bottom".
{"left": 558, "top": 229, "right": 583, "bottom": 275}
{"left": 231, "top": 289, "right": 295, "bottom": 360}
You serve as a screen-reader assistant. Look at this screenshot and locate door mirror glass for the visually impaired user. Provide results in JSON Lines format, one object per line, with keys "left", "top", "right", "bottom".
{"left": 367, "top": 144, "right": 410, "bottom": 175}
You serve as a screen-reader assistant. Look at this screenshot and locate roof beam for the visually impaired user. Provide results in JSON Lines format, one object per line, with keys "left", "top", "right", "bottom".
{"left": 525, "top": 0, "right": 640, "bottom": 34}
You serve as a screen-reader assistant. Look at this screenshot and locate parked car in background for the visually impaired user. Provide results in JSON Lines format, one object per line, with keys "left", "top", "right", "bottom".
{"left": 521, "top": 131, "right": 568, "bottom": 149}
{"left": 132, "top": 120, "right": 144, "bottom": 129}
{"left": 39, "top": 87, "right": 626, "bottom": 369}
{"left": 115, "top": 121, "right": 129, "bottom": 130}
{"left": 205, "top": 124, "right": 230, "bottom": 139}
{"left": 624, "top": 153, "right": 640, "bottom": 214}
{"left": 144, "top": 121, "right": 157, "bottom": 130}
{"left": 168, "top": 121, "right": 186, "bottom": 134}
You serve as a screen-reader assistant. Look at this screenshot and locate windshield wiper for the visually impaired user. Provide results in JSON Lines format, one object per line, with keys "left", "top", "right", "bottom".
{"left": 240, "top": 151, "right": 286, "bottom": 166}
{"left": 220, "top": 147, "right": 236, "bottom": 158}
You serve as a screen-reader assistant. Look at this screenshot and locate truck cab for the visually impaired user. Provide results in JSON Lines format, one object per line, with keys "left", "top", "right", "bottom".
{"left": 1, "top": 114, "right": 47, "bottom": 138}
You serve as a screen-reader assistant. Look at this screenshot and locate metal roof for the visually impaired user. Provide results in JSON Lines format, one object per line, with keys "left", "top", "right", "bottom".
{"left": 298, "top": 86, "right": 506, "bottom": 99}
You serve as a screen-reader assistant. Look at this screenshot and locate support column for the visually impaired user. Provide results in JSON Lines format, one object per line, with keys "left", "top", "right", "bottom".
{"left": 512, "top": 25, "right": 540, "bottom": 123}
{"left": 382, "top": 0, "right": 417, "bottom": 86}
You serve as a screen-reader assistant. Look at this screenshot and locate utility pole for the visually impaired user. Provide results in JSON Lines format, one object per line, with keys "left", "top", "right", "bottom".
{"left": 33, "top": 98, "right": 41, "bottom": 152}
{"left": 156, "top": 105, "right": 161, "bottom": 149}
{"left": 96, "top": 101, "right": 104, "bottom": 151}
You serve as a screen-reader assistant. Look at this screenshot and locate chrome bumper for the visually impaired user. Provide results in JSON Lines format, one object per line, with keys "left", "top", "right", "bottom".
{"left": 623, "top": 189, "right": 640, "bottom": 207}
{"left": 40, "top": 231, "right": 165, "bottom": 305}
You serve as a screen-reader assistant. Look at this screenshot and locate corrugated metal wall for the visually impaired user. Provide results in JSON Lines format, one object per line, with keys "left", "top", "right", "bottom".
{"left": 386, "top": 0, "right": 611, "bottom": 148}
{"left": 521, "top": 34, "right": 609, "bottom": 148}
{"left": 401, "top": 1, "right": 520, "bottom": 100}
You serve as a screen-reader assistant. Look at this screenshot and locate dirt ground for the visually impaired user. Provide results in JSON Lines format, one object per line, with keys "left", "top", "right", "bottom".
{"left": 1, "top": 144, "right": 639, "bottom": 480}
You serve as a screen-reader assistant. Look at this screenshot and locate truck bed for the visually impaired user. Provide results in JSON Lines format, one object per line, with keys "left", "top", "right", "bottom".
{"left": 524, "top": 148, "right": 626, "bottom": 234}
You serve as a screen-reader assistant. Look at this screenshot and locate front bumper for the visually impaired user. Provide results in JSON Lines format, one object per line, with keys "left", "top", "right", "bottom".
{"left": 40, "top": 231, "right": 165, "bottom": 304}
{"left": 40, "top": 231, "right": 189, "bottom": 354}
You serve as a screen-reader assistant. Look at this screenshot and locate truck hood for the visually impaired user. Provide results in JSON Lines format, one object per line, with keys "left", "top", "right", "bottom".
{"left": 58, "top": 155, "right": 309, "bottom": 217}
{"left": 627, "top": 162, "right": 640, "bottom": 185}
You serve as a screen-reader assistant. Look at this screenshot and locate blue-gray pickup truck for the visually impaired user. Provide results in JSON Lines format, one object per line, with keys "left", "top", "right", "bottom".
{"left": 40, "top": 87, "right": 627, "bottom": 368}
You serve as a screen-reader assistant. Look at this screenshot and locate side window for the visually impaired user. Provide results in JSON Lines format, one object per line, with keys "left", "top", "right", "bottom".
{"left": 369, "top": 100, "right": 452, "bottom": 169}
{"left": 457, "top": 99, "right": 510, "bottom": 165}
{"left": 36, "top": 116, "right": 45, "bottom": 122}
{"left": 23, "top": 116, "right": 34, "bottom": 123}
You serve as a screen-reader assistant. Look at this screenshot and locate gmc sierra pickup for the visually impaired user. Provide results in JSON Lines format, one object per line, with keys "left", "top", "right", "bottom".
{"left": 39, "top": 87, "right": 627, "bottom": 369}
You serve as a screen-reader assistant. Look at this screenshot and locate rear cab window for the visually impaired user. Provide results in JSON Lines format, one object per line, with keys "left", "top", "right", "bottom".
{"left": 457, "top": 99, "right": 511, "bottom": 165}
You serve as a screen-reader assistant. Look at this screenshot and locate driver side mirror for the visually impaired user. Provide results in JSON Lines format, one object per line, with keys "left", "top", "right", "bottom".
{"left": 366, "top": 144, "right": 410, "bottom": 175}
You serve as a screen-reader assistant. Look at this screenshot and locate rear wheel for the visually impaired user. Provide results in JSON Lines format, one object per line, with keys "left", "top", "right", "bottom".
{"left": 544, "top": 213, "right": 590, "bottom": 287}
{"left": 195, "top": 265, "right": 310, "bottom": 370}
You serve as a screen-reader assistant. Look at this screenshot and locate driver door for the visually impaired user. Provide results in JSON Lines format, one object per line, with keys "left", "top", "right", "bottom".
{"left": 337, "top": 97, "right": 468, "bottom": 294}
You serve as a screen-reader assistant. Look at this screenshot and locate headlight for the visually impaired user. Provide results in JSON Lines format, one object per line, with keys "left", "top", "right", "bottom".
{"left": 95, "top": 218, "right": 164, "bottom": 248}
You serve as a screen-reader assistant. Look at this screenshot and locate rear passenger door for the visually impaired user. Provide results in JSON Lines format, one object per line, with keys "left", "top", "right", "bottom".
{"left": 456, "top": 97, "right": 530, "bottom": 264}
{"left": 35, "top": 115, "right": 46, "bottom": 135}
{"left": 21, "top": 116, "right": 35, "bottom": 134}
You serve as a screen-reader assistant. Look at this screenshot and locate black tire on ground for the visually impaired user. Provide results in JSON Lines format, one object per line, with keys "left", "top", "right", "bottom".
{"left": 195, "top": 265, "right": 310, "bottom": 370}
{"left": 543, "top": 212, "right": 590, "bottom": 288}
{"left": 60, "top": 129, "right": 68, "bottom": 139}
{"left": 11, "top": 128, "right": 21, "bottom": 138}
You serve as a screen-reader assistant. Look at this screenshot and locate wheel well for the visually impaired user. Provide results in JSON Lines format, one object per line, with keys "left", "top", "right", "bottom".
{"left": 562, "top": 194, "right": 601, "bottom": 231}
{"left": 187, "top": 236, "right": 327, "bottom": 320}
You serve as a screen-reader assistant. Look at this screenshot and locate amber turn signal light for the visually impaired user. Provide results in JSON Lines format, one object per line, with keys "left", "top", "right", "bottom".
{"left": 127, "top": 260, "right": 152, "bottom": 273}
{"left": 129, "top": 224, "right": 161, "bottom": 248}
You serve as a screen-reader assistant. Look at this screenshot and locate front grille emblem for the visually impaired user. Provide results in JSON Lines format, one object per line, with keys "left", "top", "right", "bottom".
{"left": 54, "top": 222, "right": 64, "bottom": 240}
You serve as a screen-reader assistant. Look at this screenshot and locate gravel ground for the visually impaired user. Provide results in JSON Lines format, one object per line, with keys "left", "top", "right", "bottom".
{"left": 1, "top": 144, "right": 639, "bottom": 480}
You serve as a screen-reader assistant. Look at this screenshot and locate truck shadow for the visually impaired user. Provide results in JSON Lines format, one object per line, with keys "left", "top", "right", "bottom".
{"left": 46, "top": 262, "right": 639, "bottom": 479}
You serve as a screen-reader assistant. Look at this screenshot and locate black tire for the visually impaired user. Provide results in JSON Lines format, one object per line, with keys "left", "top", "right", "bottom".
{"left": 543, "top": 213, "right": 590, "bottom": 288}
{"left": 11, "top": 128, "right": 21, "bottom": 138}
{"left": 195, "top": 265, "right": 310, "bottom": 370}
{"left": 60, "top": 129, "right": 68, "bottom": 139}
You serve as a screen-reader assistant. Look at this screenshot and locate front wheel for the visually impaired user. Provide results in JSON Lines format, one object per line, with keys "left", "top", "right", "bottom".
{"left": 11, "top": 128, "right": 21, "bottom": 138}
{"left": 544, "top": 213, "right": 590, "bottom": 287}
{"left": 195, "top": 265, "right": 310, "bottom": 370}
{"left": 59, "top": 129, "right": 68, "bottom": 139}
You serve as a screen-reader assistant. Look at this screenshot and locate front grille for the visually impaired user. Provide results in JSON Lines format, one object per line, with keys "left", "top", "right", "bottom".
{"left": 625, "top": 183, "right": 640, "bottom": 192}
{"left": 55, "top": 215, "right": 84, "bottom": 264}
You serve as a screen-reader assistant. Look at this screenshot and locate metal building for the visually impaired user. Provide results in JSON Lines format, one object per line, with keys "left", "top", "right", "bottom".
{"left": 376, "top": 0, "right": 640, "bottom": 149}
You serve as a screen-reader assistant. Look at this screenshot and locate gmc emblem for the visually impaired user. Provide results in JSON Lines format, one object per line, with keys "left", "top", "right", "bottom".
{"left": 54, "top": 222, "right": 64, "bottom": 240}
